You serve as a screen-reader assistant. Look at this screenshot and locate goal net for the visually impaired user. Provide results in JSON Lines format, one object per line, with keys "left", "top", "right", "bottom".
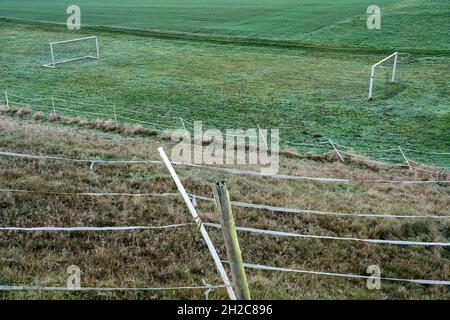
{"left": 368, "top": 52, "right": 398, "bottom": 100}
{"left": 43, "top": 36, "right": 100, "bottom": 68}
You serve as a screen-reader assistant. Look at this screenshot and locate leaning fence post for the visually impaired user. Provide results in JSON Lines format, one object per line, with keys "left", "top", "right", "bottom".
{"left": 398, "top": 146, "right": 412, "bottom": 171}
{"left": 113, "top": 105, "right": 118, "bottom": 126}
{"left": 51, "top": 96, "right": 56, "bottom": 117}
{"left": 5, "top": 91, "right": 9, "bottom": 108}
{"left": 158, "top": 147, "right": 237, "bottom": 300}
{"left": 212, "top": 181, "right": 251, "bottom": 300}
{"left": 180, "top": 117, "right": 189, "bottom": 138}
{"left": 257, "top": 124, "right": 268, "bottom": 150}
{"left": 328, "top": 139, "right": 345, "bottom": 163}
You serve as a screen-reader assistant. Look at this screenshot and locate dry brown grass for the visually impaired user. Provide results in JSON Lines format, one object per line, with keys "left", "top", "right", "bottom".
{"left": 3, "top": 107, "right": 158, "bottom": 138}
{"left": 0, "top": 115, "right": 448, "bottom": 300}
{"left": 31, "top": 112, "right": 45, "bottom": 121}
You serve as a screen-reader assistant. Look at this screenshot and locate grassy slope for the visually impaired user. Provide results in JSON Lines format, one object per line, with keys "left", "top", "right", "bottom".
{"left": 0, "top": 115, "right": 448, "bottom": 299}
{"left": 0, "top": 21, "right": 449, "bottom": 167}
{"left": 0, "top": 0, "right": 449, "bottom": 51}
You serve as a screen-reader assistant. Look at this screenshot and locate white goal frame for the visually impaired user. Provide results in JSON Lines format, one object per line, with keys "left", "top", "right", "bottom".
{"left": 43, "top": 36, "right": 100, "bottom": 68}
{"left": 368, "top": 52, "right": 398, "bottom": 100}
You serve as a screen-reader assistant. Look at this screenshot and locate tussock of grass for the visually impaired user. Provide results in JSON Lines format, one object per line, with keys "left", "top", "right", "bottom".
{"left": 47, "top": 112, "right": 158, "bottom": 137}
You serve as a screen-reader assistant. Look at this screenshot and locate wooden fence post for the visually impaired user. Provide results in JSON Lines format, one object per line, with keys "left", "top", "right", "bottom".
{"left": 398, "top": 146, "right": 412, "bottom": 171}
{"left": 5, "top": 91, "right": 9, "bottom": 108}
{"left": 113, "top": 105, "right": 118, "bottom": 126}
{"left": 328, "top": 139, "right": 345, "bottom": 163}
{"left": 51, "top": 96, "right": 56, "bottom": 117}
{"left": 158, "top": 147, "right": 237, "bottom": 300}
{"left": 212, "top": 180, "right": 251, "bottom": 300}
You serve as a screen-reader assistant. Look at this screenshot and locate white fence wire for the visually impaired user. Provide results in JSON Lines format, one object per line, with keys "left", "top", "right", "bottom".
{"left": 204, "top": 223, "right": 450, "bottom": 247}
{"left": 1, "top": 187, "right": 448, "bottom": 220}
{"left": 241, "top": 263, "right": 450, "bottom": 286}
{"left": 1, "top": 90, "right": 449, "bottom": 170}
{"left": 0, "top": 150, "right": 448, "bottom": 185}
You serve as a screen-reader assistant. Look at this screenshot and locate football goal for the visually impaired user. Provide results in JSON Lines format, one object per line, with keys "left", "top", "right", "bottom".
{"left": 43, "top": 36, "right": 100, "bottom": 68}
{"left": 368, "top": 52, "right": 398, "bottom": 100}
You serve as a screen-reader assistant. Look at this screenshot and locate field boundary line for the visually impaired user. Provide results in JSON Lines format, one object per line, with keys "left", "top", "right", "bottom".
{"left": 204, "top": 223, "right": 450, "bottom": 247}
{"left": 0, "top": 224, "right": 193, "bottom": 232}
{"left": 0, "top": 283, "right": 227, "bottom": 292}
{"left": 0, "top": 188, "right": 179, "bottom": 198}
{"left": 242, "top": 263, "right": 450, "bottom": 286}
{"left": 3, "top": 90, "right": 450, "bottom": 169}
{"left": 0, "top": 188, "right": 448, "bottom": 220}
{"left": 1, "top": 150, "right": 449, "bottom": 184}
{"left": 193, "top": 195, "right": 449, "bottom": 219}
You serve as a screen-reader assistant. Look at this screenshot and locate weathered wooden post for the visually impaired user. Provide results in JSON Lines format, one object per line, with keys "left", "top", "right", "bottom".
{"left": 51, "top": 96, "right": 56, "bottom": 117}
{"left": 398, "top": 146, "right": 412, "bottom": 171}
{"left": 158, "top": 148, "right": 236, "bottom": 300}
{"left": 5, "top": 91, "right": 9, "bottom": 108}
{"left": 212, "top": 180, "right": 251, "bottom": 300}
{"left": 113, "top": 104, "right": 118, "bottom": 126}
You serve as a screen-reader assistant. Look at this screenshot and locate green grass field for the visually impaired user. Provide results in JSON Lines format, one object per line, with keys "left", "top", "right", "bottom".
{"left": 1, "top": 0, "right": 449, "bottom": 52}
{"left": 0, "top": 21, "right": 448, "bottom": 167}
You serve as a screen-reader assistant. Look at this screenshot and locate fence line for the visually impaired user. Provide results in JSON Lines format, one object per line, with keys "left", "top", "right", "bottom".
{"left": 0, "top": 150, "right": 449, "bottom": 184}
{"left": 0, "top": 283, "right": 228, "bottom": 297}
{"left": 204, "top": 223, "right": 450, "bottom": 247}
{"left": 1, "top": 188, "right": 448, "bottom": 220}
{"left": 0, "top": 188, "right": 179, "bottom": 198}
{"left": 393, "top": 148, "right": 450, "bottom": 156}
{"left": 2, "top": 90, "right": 449, "bottom": 167}
{"left": 0, "top": 188, "right": 450, "bottom": 219}
{"left": 9, "top": 93, "right": 181, "bottom": 123}
{"left": 0, "top": 224, "right": 192, "bottom": 232}
{"left": 193, "top": 195, "right": 449, "bottom": 219}
{"left": 158, "top": 147, "right": 237, "bottom": 300}
{"left": 0, "top": 150, "right": 161, "bottom": 164}
{"left": 242, "top": 263, "right": 450, "bottom": 286}
{"left": 340, "top": 151, "right": 403, "bottom": 167}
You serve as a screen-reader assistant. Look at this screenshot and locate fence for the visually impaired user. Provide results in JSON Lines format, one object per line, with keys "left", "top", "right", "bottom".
{"left": 1, "top": 90, "right": 449, "bottom": 172}
{"left": 0, "top": 147, "right": 449, "bottom": 299}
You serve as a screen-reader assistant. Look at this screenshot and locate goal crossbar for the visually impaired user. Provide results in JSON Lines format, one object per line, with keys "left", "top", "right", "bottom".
{"left": 368, "top": 52, "right": 398, "bottom": 100}
{"left": 43, "top": 36, "right": 100, "bottom": 68}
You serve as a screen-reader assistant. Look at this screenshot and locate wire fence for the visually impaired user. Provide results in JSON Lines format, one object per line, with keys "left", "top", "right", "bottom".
{"left": 0, "top": 187, "right": 448, "bottom": 220}
{"left": 0, "top": 151, "right": 232, "bottom": 297}
{"left": 0, "top": 150, "right": 449, "bottom": 184}
{"left": 241, "top": 264, "right": 450, "bottom": 286}
{"left": 1, "top": 90, "right": 449, "bottom": 171}
{"left": 0, "top": 148, "right": 449, "bottom": 298}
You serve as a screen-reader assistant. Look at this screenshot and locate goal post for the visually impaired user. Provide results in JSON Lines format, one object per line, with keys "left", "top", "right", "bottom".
{"left": 368, "top": 52, "right": 398, "bottom": 100}
{"left": 43, "top": 36, "right": 100, "bottom": 68}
